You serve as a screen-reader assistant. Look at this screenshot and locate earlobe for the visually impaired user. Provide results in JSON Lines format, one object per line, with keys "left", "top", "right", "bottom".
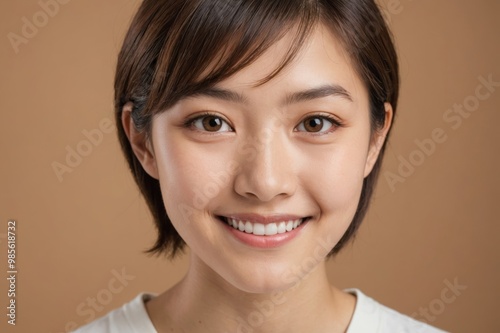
{"left": 121, "top": 103, "right": 159, "bottom": 179}
{"left": 363, "top": 102, "right": 393, "bottom": 178}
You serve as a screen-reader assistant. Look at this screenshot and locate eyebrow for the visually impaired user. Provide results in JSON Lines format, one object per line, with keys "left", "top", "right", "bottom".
{"left": 283, "top": 84, "right": 353, "bottom": 105}
{"left": 188, "top": 84, "right": 353, "bottom": 105}
{"left": 188, "top": 87, "right": 247, "bottom": 104}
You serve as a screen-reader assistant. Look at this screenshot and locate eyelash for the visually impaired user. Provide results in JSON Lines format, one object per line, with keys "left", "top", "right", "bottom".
{"left": 183, "top": 112, "right": 234, "bottom": 132}
{"left": 295, "top": 113, "right": 344, "bottom": 135}
{"left": 182, "top": 112, "right": 344, "bottom": 134}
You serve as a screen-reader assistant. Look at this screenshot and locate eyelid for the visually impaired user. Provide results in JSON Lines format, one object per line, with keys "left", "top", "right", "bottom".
{"left": 183, "top": 111, "right": 234, "bottom": 132}
{"left": 294, "top": 113, "right": 344, "bottom": 134}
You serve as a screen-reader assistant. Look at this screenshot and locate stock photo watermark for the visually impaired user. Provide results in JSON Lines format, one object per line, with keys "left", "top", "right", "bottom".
{"left": 51, "top": 117, "right": 115, "bottom": 182}
{"left": 412, "top": 277, "right": 467, "bottom": 323}
{"left": 5, "top": 220, "right": 18, "bottom": 326}
{"left": 55, "top": 267, "right": 136, "bottom": 332}
{"left": 385, "top": 73, "right": 499, "bottom": 192}
{"left": 7, "top": 0, "right": 74, "bottom": 54}
{"left": 379, "top": 0, "right": 419, "bottom": 24}
{"left": 177, "top": 110, "right": 295, "bottom": 224}
{"left": 232, "top": 235, "right": 333, "bottom": 333}
{"left": 348, "top": 0, "right": 419, "bottom": 55}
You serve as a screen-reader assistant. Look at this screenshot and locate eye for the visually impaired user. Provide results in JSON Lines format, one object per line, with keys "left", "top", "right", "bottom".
{"left": 189, "top": 114, "right": 233, "bottom": 132}
{"left": 296, "top": 116, "right": 336, "bottom": 133}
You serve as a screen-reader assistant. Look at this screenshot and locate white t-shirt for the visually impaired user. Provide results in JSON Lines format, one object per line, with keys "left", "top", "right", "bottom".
{"left": 73, "top": 289, "right": 448, "bottom": 333}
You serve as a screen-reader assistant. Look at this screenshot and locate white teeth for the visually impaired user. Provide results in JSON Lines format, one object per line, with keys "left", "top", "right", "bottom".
{"left": 277, "top": 222, "right": 286, "bottom": 234}
{"left": 244, "top": 221, "right": 252, "bottom": 233}
{"left": 227, "top": 218, "right": 304, "bottom": 236}
{"left": 253, "top": 223, "right": 265, "bottom": 235}
{"left": 265, "top": 223, "right": 278, "bottom": 235}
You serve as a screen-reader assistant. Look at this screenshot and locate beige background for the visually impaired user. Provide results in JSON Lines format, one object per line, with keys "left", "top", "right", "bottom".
{"left": 1, "top": 0, "right": 499, "bottom": 332}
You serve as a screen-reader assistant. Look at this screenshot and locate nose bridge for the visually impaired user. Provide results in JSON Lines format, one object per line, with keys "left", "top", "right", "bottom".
{"left": 234, "top": 125, "right": 296, "bottom": 201}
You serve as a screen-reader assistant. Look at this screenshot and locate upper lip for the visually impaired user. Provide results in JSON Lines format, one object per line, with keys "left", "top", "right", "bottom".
{"left": 220, "top": 213, "right": 307, "bottom": 224}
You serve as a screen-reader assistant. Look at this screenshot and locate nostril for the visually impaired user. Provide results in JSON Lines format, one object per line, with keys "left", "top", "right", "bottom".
{"left": 233, "top": 151, "right": 297, "bottom": 202}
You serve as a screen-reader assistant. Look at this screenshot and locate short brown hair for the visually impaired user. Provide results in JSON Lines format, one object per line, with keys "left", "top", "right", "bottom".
{"left": 115, "top": 0, "right": 399, "bottom": 258}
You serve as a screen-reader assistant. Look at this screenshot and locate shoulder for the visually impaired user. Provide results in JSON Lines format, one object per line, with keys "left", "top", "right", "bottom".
{"left": 345, "top": 289, "right": 449, "bottom": 333}
{"left": 72, "top": 293, "right": 157, "bottom": 333}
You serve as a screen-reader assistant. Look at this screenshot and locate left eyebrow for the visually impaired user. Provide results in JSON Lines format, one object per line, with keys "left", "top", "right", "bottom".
{"left": 283, "top": 84, "right": 353, "bottom": 105}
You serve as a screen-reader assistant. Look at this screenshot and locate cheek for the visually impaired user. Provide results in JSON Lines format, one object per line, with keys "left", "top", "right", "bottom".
{"left": 153, "top": 134, "right": 235, "bottom": 219}
{"left": 150, "top": 139, "right": 233, "bottom": 257}
{"left": 299, "top": 130, "right": 370, "bottom": 221}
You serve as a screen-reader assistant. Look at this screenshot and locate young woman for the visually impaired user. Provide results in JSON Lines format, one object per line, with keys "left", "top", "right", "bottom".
{"left": 76, "top": 0, "right": 446, "bottom": 332}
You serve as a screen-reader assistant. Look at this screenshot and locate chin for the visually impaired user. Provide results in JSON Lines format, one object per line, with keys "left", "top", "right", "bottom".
{"left": 215, "top": 257, "right": 311, "bottom": 295}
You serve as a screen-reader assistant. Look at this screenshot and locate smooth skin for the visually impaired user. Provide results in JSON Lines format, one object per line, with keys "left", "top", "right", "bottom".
{"left": 122, "top": 24, "right": 393, "bottom": 333}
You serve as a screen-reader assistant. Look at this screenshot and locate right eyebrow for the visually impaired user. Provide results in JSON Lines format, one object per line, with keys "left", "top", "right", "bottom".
{"left": 187, "top": 87, "right": 248, "bottom": 104}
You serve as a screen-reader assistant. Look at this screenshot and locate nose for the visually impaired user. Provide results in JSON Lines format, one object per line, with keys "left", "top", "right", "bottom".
{"left": 234, "top": 128, "right": 297, "bottom": 202}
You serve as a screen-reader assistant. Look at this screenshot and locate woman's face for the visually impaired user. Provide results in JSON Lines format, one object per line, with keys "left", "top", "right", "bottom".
{"left": 145, "top": 24, "right": 390, "bottom": 293}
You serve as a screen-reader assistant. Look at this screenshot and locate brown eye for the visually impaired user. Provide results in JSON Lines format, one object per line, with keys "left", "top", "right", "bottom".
{"left": 304, "top": 117, "right": 323, "bottom": 132}
{"left": 202, "top": 116, "right": 223, "bottom": 131}
{"left": 297, "top": 116, "right": 334, "bottom": 133}
{"left": 191, "top": 115, "right": 232, "bottom": 132}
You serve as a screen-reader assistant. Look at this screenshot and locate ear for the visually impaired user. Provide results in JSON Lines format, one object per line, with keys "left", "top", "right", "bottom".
{"left": 121, "top": 103, "right": 159, "bottom": 179}
{"left": 363, "top": 102, "right": 393, "bottom": 178}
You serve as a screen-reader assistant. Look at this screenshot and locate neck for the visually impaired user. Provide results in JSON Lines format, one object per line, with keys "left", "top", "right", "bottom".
{"left": 147, "top": 253, "right": 355, "bottom": 333}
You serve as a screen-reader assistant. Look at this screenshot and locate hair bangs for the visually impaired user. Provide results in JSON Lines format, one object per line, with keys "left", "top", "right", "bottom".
{"left": 147, "top": 0, "right": 320, "bottom": 116}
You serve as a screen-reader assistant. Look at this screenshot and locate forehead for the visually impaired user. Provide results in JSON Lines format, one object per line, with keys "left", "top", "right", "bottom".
{"left": 209, "top": 24, "right": 367, "bottom": 105}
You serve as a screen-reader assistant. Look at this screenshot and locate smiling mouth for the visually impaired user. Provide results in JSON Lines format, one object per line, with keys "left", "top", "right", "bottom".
{"left": 219, "top": 216, "right": 309, "bottom": 236}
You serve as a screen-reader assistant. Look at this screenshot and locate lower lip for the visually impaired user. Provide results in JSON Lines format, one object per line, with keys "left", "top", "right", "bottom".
{"left": 220, "top": 218, "right": 308, "bottom": 249}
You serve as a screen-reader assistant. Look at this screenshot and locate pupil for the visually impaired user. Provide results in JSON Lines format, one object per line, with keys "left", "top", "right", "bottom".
{"left": 203, "top": 117, "right": 222, "bottom": 131}
{"left": 306, "top": 118, "right": 322, "bottom": 132}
